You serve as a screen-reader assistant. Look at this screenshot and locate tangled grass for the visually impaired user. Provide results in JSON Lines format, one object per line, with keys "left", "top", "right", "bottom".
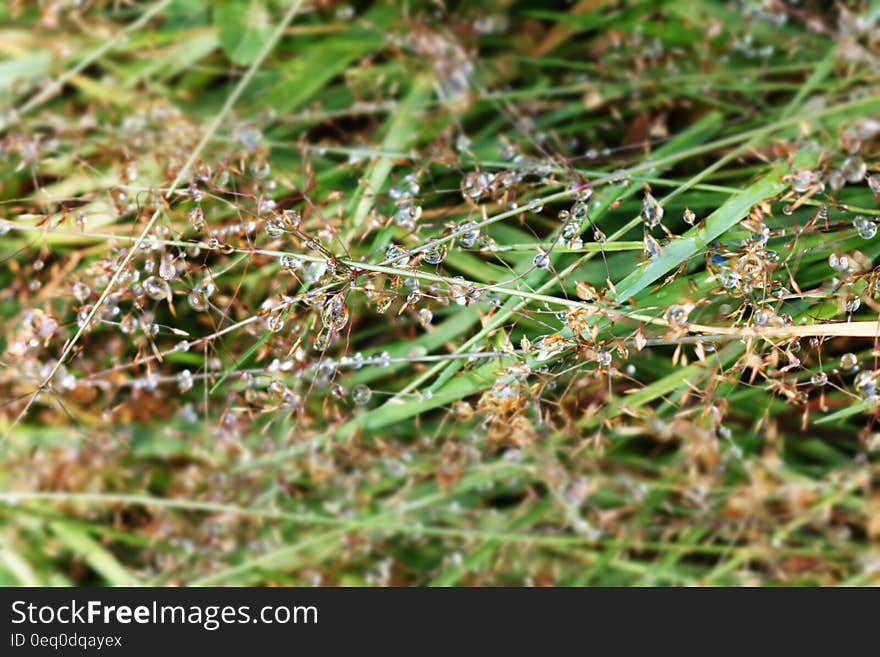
{"left": 1, "top": 0, "right": 880, "bottom": 586}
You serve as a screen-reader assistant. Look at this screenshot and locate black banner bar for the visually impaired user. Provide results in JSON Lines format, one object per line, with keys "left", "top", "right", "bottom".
{"left": 0, "top": 587, "right": 874, "bottom": 654}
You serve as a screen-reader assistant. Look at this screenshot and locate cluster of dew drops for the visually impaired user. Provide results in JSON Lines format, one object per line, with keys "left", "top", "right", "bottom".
{"left": 2, "top": 118, "right": 610, "bottom": 430}
{"left": 2, "top": 95, "right": 880, "bottom": 446}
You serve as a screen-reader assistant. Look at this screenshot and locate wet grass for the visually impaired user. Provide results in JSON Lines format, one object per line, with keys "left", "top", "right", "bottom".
{"left": 0, "top": 1, "right": 879, "bottom": 586}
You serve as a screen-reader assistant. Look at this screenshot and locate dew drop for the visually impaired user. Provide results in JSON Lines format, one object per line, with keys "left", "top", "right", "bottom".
{"left": 72, "top": 281, "right": 91, "bottom": 302}
{"left": 305, "top": 261, "right": 327, "bottom": 283}
{"left": 77, "top": 307, "right": 94, "bottom": 329}
{"left": 189, "top": 206, "right": 206, "bottom": 232}
{"left": 280, "top": 209, "right": 301, "bottom": 230}
{"left": 394, "top": 203, "right": 422, "bottom": 229}
{"left": 561, "top": 221, "right": 579, "bottom": 241}
{"left": 854, "top": 215, "right": 877, "bottom": 240}
{"left": 177, "top": 369, "right": 194, "bottom": 393}
{"left": 458, "top": 222, "right": 481, "bottom": 248}
{"left": 644, "top": 234, "right": 661, "bottom": 260}
{"left": 351, "top": 384, "right": 372, "bottom": 406}
{"left": 267, "top": 314, "right": 285, "bottom": 333}
{"left": 571, "top": 202, "right": 589, "bottom": 222}
{"left": 790, "top": 168, "right": 822, "bottom": 194}
{"left": 159, "top": 253, "right": 176, "bottom": 281}
{"left": 236, "top": 124, "right": 263, "bottom": 151}
{"left": 143, "top": 276, "right": 171, "bottom": 301}
{"left": 423, "top": 244, "right": 447, "bottom": 265}
{"left": 571, "top": 182, "right": 592, "bottom": 202}
{"left": 321, "top": 294, "right": 350, "bottom": 332}
{"left": 279, "top": 254, "right": 298, "bottom": 270}
{"left": 385, "top": 244, "right": 411, "bottom": 266}
{"left": 187, "top": 287, "right": 209, "bottom": 312}
{"left": 841, "top": 156, "right": 866, "bottom": 183}
{"left": 828, "top": 252, "right": 849, "bottom": 272}
{"left": 265, "top": 220, "right": 285, "bottom": 238}
{"left": 855, "top": 370, "right": 878, "bottom": 399}
{"left": 59, "top": 370, "right": 77, "bottom": 391}
{"left": 641, "top": 192, "right": 663, "bottom": 228}
{"left": 664, "top": 304, "right": 690, "bottom": 327}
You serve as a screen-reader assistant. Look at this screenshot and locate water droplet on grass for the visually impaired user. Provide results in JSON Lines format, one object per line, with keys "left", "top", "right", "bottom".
{"left": 423, "top": 244, "right": 446, "bottom": 265}
{"left": 571, "top": 202, "right": 589, "bottom": 222}
{"left": 321, "top": 294, "right": 350, "bottom": 332}
{"left": 789, "top": 168, "right": 823, "bottom": 193}
{"left": 458, "top": 222, "right": 480, "bottom": 248}
{"left": 644, "top": 234, "right": 661, "bottom": 260}
{"left": 72, "top": 281, "right": 91, "bottom": 302}
{"left": 267, "top": 314, "right": 285, "bottom": 333}
{"left": 854, "top": 215, "right": 877, "bottom": 239}
{"left": 189, "top": 206, "right": 206, "bottom": 232}
{"left": 188, "top": 287, "right": 208, "bottom": 312}
{"left": 159, "top": 254, "right": 176, "bottom": 281}
{"left": 840, "top": 352, "right": 858, "bottom": 370}
{"left": 561, "top": 221, "right": 579, "bottom": 241}
{"left": 855, "top": 370, "right": 878, "bottom": 399}
{"left": 386, "top": 244, "right": 411, "bottom": 266}
{"left": 177, "top": 369, "right": 194, "bottom": 392}
{"left": 394, "top": 203, "right": 422, "bottom": 229}
{"left": 641, "top": 192, "right": 663, "bottom": 228}
{"left": 351, "top": 384, "right": 372, "bottom": 405}
{"left": 828, "top": 253, "right": 849, "bottom": 272}
{"left": 280, "top": 209, "right": 301, "bottom": 229}
{"left": 143, "top": 276, "right": 170, "bottom": 301}
{"left": 664, "top": 304, "right": 691, "bottom": 327}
